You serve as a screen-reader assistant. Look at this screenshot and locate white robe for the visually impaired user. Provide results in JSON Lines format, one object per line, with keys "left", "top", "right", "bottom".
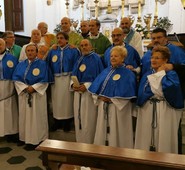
{"left": 93, "top": 97, "right": 133, "bottom": 148}
{"left": 15, "top": 81, "right": 48, "bottom": 145}
{"left": 0, "top": 81, "right": 18, "bottom": 136}
{"left": 129, "top": 31, "right": 143, "bottom": 58}
{"left": 52, "top": 75, "right": 74, "bottom": 120}
{"left": 19, "top": 42, "right": 45, "bottom": 61}
{"left": 74, "top": 89, "right": 97, "bottom": 144}
{"left": 135, "top": 71, "right": 183, "bottom": 153}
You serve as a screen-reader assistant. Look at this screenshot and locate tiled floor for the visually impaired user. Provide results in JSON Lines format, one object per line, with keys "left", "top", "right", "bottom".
{"left": 0, "top": 129, "right": 76, "bottom": 170}
{"left": 0, "top": 137, "right": 45, "bottom": 170}
{"left": 1, "top": 122, "right": 185, "bottom": 170}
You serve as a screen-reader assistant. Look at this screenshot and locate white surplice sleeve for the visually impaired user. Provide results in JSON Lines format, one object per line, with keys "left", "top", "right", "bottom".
{"left": 32, "top": 83, "right": 48, "bottom": 95}
{"left": 14, "top": 81, "right": 28, "bottom": 95}
{"left": 111, "top": 98, "right": 130, "bottom": 111}
{"left": 147, "top": 70, "right": 166, "bottom": 97}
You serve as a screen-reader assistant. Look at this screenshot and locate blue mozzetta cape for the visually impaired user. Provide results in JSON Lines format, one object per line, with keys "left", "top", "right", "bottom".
{"left": 12, "top": 58, "right": 53, "bottom": 85}
{"left": 0, "top": 53, "right": 18, "bottom": 80}
{"left": 141, "top": 43, "right": 185, "bottom": 75}
{"left": 137, "top": 70, "right": 184, "bottom": 109}
{"left": 103, "top": 43, "right": 141, "bottom": 68}
{"left": 72, "top": 51, "right": 104, "bottom": 83}
{"left": 47, "top": 45, "right": 80, "bottom": 75}
{"left": 88, "top": 65, "right": 137, "bottom": 99}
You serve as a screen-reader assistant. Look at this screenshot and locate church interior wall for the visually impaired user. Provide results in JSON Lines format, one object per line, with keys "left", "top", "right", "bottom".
{"left": 0, "top": 0, "right": 184, "bottom": 36}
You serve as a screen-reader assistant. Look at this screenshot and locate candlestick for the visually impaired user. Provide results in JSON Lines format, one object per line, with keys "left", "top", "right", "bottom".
{"left": 144, "top": 14, "right": 152, "bottom": 39}
{"left": 154, "top": 0, "right": 158, "bottom": 17}
{"left": 80, "top": 0, "right": 85, "bottom": 21}
{"left": 65, "top": 0, "right": 70, "bottom": 17}
{"left": 121, "top": 0, "right": 125, "bottom": 18}
{"left": 137, "top": 0, "right": 142, "bottom": 25}
{"left": 94, "top": 0, "right": 99, "bottom": 19}
{"left": 138, "top": 0, "right": 141, "bottom": 18}
{"left": 152, "top": 0, "right": 158, "bottom": 26}
{"left": 182, "top": 0, "right": 185, "bottom": 9}
{"left": 106, "top": 0, "right": 112, "bottom": 14}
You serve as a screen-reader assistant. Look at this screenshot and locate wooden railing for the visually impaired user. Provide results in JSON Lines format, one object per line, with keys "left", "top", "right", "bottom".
{"left": 36, "top": 139, "right": 185, "bottom": 170}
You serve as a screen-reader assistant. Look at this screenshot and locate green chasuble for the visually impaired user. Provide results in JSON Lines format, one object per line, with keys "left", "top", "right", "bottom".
{"left": 9, "top": 44, "right": 22, "bottom": 59}
{"left": 69, "top": 31, "right": 83, "bottom": 47}
{"left": 88, "top": 33, "right": 111, "bottom": 57}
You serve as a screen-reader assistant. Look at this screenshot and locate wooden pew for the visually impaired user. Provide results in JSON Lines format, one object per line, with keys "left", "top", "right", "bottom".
{"left": 36, "top": 139, "right": 185, "bottom": 170}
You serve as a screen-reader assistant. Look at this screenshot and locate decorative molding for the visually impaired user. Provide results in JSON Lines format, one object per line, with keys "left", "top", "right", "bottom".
{"left": 158, "top": 0, "right": 167, "bottom": 5}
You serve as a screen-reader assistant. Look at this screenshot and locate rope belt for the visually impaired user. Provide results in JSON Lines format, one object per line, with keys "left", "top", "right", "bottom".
{"left": 103, "top": 101, "right": 112, "bottom": 146}
{"left": 78, "top": 93, "right": 82, "bottom": 130}
{"left": 0, "top": 93, "right": 16, "bottom": 102}
{"left": 149, "top": 97, "right": 164, "bottom": 151}
{"left": 26, "top": 93, "right": 33, "bottom": 107}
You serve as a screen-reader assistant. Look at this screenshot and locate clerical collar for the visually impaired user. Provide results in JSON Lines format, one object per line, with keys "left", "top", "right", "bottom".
{"left": 81, "top": 32, "right": 90, "bottom": 38}
{"left": 90, "top": 32, "right": 100, "bottom": 39}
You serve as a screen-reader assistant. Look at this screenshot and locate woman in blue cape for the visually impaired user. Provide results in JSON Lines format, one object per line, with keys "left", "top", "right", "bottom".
{"left": 135, "top": 46, "right": 184, "bottom": 153}
{"left": 88, "top": 46, "right": 137, "bottom": 148}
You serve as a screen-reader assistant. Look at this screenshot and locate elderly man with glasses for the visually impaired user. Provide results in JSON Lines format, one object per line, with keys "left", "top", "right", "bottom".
{"left": 2, "top": 31, "right": 22, "bottom": 59}
{"left": 103, "top": 27, "right": 141, "bottom": 74}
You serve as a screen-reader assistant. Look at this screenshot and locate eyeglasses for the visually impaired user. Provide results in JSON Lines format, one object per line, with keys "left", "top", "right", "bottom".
{"left": 151, "top": 56, "right": 163, "bottom": 60}
{"left": 111, "top": 34, "right": 122, "bottom": 38}
{"left": 6, "top": 36, "right": 15, "bottom": 39}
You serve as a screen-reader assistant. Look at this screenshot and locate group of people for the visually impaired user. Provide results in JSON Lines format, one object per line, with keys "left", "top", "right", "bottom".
{"left": 1, "top": 16, "right": 185, "bottom": 154}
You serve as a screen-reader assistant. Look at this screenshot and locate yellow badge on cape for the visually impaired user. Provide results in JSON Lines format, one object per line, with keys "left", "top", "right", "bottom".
{"left": 52, "top": 55, "right": 58, "bottom": 62}
{"left": 7, "top": 60, "right": 14, "bottom": 68}
{"left": 113, "top": 74, "right": 121, "bottom": 81}
{"left": 79, "top": 64, "right": 86, "bottom": 72}
{"left": 32, "top": 68, "right": 40, "bottom": 76}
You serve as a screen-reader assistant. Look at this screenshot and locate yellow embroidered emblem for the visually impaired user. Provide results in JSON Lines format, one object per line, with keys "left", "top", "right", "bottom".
{"left": 32, "top": 68, "right": 40, "bottom": 76}
{"left": 113, "top": 74, "right": 121, "bottom": 81}
{"left": 52, "top": 55, "right": 58, "bottom": 62}
{"left": 7, "top": 60, "right": 14, "bottom": 68}
{"left": 79, "top": 64, "right": 86, "bottom": 72}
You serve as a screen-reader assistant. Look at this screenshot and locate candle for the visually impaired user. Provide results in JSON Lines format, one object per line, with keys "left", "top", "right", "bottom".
{"left": 121, "top": 0, "right": 125, "bottom": 18}
{"left": 80, "top": 0, "right": 84, "bottom": 21}
{"left": 154, "top": 0, "right": 158, "bottom": 17}
{"left": 138, "top": 0, "right": 141, "bottom": 18}
{"left": 94, "top": 0, "right": 99, "bottom": 18}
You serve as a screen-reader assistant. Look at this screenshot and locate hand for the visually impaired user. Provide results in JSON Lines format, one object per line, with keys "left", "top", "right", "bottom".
{"left": 69, "top": 44, "right": 77, "bottom": 49}
{"left": 158, "top": 63, "right": 173, "bottom": 72}
{"left": 51, "top": 44, "right": 58, "bottom": 50}
{"left": 72, "top": 84, "right": 80, "bottom": 91}
{"left": 98, "top": 96, "right": 111, "bottom": 102}
{"left": 126, "top": 65, "right": 134, "bottom": 71}
{"left": 26, "top": 86, "right": 35, "bottom": 94}
{"left": 78, "top": 84, "right": 87, "bottom": 93}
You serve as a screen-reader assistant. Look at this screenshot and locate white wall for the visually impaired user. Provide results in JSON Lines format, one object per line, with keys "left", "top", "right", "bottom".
{"left": 168, "top": 0, "right": 185, "bottom": 34}
{"left": 0, "top": 0, "right": 184, "bottom": 36}
{"left": 0, "top": 0, "right": 5, "bottom": 31}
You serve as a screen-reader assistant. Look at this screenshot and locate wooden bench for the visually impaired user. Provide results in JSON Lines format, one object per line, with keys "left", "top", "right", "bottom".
{"left": 36, "top": 139, "right": 185, "bottom": 170}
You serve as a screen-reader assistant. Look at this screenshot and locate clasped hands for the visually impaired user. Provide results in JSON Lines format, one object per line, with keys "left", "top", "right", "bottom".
{"left": 72, "top": 84, "right": 87, "bottom": 93}
{"left": 24, "top": 86, "right": 35, "bottom": 94}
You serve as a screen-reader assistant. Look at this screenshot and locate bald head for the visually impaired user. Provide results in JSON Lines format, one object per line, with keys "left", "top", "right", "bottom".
{"left": 80, "top": 20, "right": 89, "bottom": 34}
{"left": 111, "top": 27, "right": 125, "bottom": 46}
{"left": 37, "top": 22, "right": 48, "bottom": 36}
{"left": 61, "top": 17, "right": 71, "bottom": 33}
{"left": 0, "top": 38, "right": 6, "bottom": 54}
{"left": 31, "top": 29, "right": 41, "bottom": 43}
{"left": 80, "top": 39, "right": 92, "bottom": 55}
{"left": 120, "top": 17, "right": 132, "bottom": 34}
